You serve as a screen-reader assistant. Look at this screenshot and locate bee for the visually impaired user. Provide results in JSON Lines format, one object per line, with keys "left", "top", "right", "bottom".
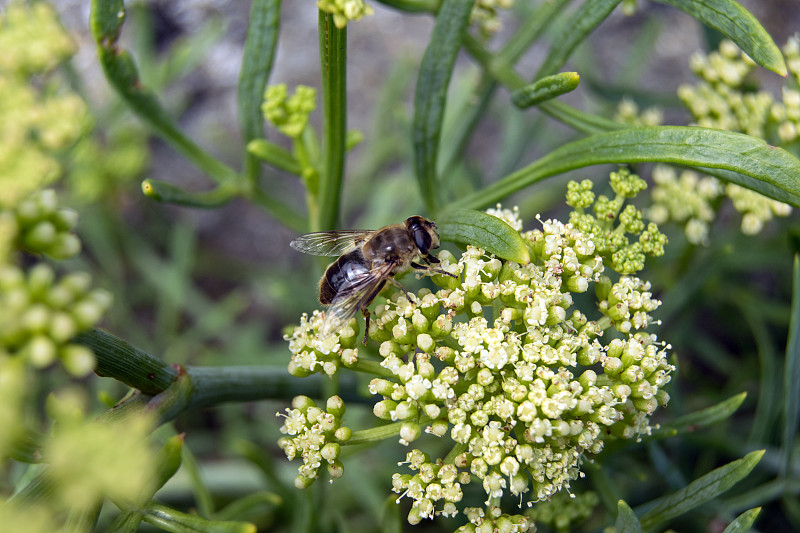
{"left": 290, "top": 216, "right": 457, "bottom": 343}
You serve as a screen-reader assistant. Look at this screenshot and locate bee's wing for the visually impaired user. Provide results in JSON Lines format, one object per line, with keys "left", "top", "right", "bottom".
{"left": 319, "top": 263, "right": 393, "bottom": 336}
{"left": 290, "top": 230, "right": 373, "bottom": 257}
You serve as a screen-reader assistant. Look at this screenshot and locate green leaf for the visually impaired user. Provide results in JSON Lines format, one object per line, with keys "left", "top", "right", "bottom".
{"left": 511, "top": 72, "right": 580, "bottom": 108}
{"left": 615, "top": 500, "right": 643, "bottom": 533}
{"left": 413, "top": 0, "right": 474, "bottom": 212}
{"left": 654, "top": 0, "right": 786, "bottom": 76}
{"left": 638, "top": 450, "right": 765, "bottom": 530}
{"left": 317, "top": 11, "right": 347, "bottom": 231}
{"left": 782, "top": 254, "right": 800, "bottom": 477}
{"left": 723, "top": 507, "right": 762, "bottom": 533}
{"left": 247, "top": 140, "right": 302, "bottom": 175}
{"left": 437, "top": 209, "right": 531, "bottom": 264}
{"left": 449, "top": 126, "right": 800, "bottom": 210}
{"left": 142, "top": 502, "right": 256, "bottom": 533}
{"left": 237, "top": 0, "right": 282, "bottom": 188}
{"left": 141, "top": 180, "right": 237, "bottom": 208}
{"left": 535, "top": 0, "right": 622, "bottom": 79}
{"left": 651, "top": 392, "right": 747, "bottom": 439}
{"left": 89, "top": 0, "right": 237, "bottom": 185}
{"left": 538, "top": 100, "right": 626, "bottom": 134}
{"left": 237, "top": 0, "right": 281, "bottom": 144}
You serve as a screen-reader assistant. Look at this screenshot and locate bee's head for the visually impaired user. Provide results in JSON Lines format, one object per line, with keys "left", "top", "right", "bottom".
{"left": 405, "top": 216, "right": 440, "bottom": 255}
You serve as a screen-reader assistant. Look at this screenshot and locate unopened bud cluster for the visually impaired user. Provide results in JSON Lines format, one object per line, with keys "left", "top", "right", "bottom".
{"left": 0, "top": 262, "right": 111, "bottom": 376}
{"left": 277, "top": 395, "right": 352, "bottom": 488}
{"left": 566, "top": 169, "right": 666, "bottom": 275}
{"left": 316, "top": 0, "right": 374, "bottom": 29}
{"left": 614, "top": 97, "right": 663, "bottom": 127}
{"left": 657, "top": 39, "right": 797, "bottom": 239}
{"left": 262, "top": 84, "right": 317, "bottom": 139}
{"left": 14, "top": 189, "right": 80, "bottom": 259}
{"left": 285, "top": 173, "right": 674, "bottom": 528}
{"left": 471, "top": 0, "right": 515, "bottom": 37}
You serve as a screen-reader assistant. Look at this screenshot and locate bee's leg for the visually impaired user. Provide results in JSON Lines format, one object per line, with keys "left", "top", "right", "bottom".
{"left": 388, "top": 278, "right": 415, "bottom": 304}
{"left": 414, "top": 259, "right": 457, "bottom": 279}
{"left": 361, "top": 308, "right": 371, "bottom": 345}
{"left": 425, "top": 253, "right": 441, "bottom": 264}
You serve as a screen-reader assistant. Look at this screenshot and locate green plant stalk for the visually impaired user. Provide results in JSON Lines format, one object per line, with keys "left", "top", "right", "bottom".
{"left": 345, "top": 422, "right": 405, "bottom": 445}
{"left": 77, "top": 329, "right": 373, "bottom": 417}
{"left": 89, "top": 0, "right": 238, "bottom": 186}
{"left": 782, "top": 254, "right": 800, "bottom": 478}
{"left": 375, "top": 0, "right": 439, "bottom": 11}
{"left": 346, "top": 358, "right": 396, "bottom": 379}
{"left": 317, "top": 11, "right": 347, "bottom": 231}
{"left": 496, "top": 0, "right": 574, "bottom": 66}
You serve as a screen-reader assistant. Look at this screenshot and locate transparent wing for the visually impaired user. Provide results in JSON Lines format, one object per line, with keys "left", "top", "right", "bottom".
{"left": 319, "top": 263, "right": 393, "bottom": 336}
{"left": 290, "top": 230, "right": 373, "bottom": 257}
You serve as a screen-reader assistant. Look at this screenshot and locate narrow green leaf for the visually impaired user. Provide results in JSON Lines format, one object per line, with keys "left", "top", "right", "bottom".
{"left": 449, "top": 126, "right": 800, "bottom": 210}
{"left": 437, "top": 209, "right": 531, "bottom": 264}
{"left": 142, "top": 502, "right": 256, "bottom": 533}
{"left": 535, "top": 0, "right": 622, "bottom": 79}
{"left": 782, "top": 254, "right": 800, "bottom": 477}
{"left": 538, "top": 100, "right": 626, "bottom": 134}
{"left": 615, "top": 500, "right": 643, "bottom": 533}
{"left": 238, "top": 0, "right": 282, "bottom": 189}
{"left": 413, "top": 0, "right": 474, "bottom": 213}
{"left": 317, "top": 11, "right": 347, "bottom": 231}
{"left": 511, "top": 72, "right": 580, "bottom": 108}
{"left": 638, "top": 450, "right": 765, "bottom": 530}
{"left": 247, "top": 139, "right": 302, "bottom": 175}
{"left": 654, "top": 0, "right": 786, "bottom": 76}
{"left": 651, "top": 392, "right": 747, "bottom": 439}
{"left": 723, "top": 507, "right": 762, "bottom": 533}
{"left": 237, "top": 0, "right": 281, "bottom": 144}
{"left": 141, "top": 179, "right": 237, "bottom": 208}
{"left": 214, "top": 492, "right": 283, "bottom": 522}
{"left": 89, "top": 0, "right": 237, "bottom": 185}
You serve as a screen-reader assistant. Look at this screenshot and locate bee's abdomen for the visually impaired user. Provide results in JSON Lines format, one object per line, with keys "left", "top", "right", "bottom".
{"left": 319, "top": 250, "right": 369, "bottom": 304}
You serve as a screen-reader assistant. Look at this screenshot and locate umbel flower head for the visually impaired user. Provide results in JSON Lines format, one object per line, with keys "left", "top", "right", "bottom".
{"left": 283, "top": 172, "right": 674, "bottom": 529}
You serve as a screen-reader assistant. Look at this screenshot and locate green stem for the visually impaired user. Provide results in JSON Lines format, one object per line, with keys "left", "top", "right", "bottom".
{"left": 496, "top": 0, "right": 573, "bottom": 66}
{"left": 346, "top": 358, "right": 396, "bottom": 378}
{"left": 317, "top": 11, "right": 347, "bottom": 231}
{"left": 345, "top": 422, "right": 404, "bottom": 445}
{"left": 90, "top": 0, "right": 238, "bottom": 186}
{"left": 374, "top": 0, "right": 439, "bottom": 12}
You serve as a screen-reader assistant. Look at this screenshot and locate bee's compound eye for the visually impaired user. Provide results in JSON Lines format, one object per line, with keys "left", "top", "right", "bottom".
{"left": 411, "top": 225, "right": 433, "bottom": 254}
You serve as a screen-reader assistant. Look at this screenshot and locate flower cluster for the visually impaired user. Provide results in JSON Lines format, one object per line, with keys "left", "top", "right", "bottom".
{"left": 470, "top": 0, "right": 515, "bottom": 37}
{"left": 317, "top": 0, "right": 374, "bottom": 29}
{"left": 565, "top": 169, "right": 667, "bottom": 275}
{"left": 284, "top": 174, "right": 674, "bottom": 529}
{"left": 526, "top": 489, "right": 599, "bottom": 531}
{"left": 14, "top": 189, "right": 80, "bottom": 259}
{"left": 653, "top": 39, "right": 795, "bottom": 240}
{"left": 262, "top": 84, "right": 317, "bottom": 139}
{"left": 0, "top": 261, "right": 111, "bottom": 376}
{"left": 770, "top": 37, "right": 800, "bottom": 142}
{"left": 647, "top": 165, "right": 722, "bottom": 245}
{"left": 277, "top": 395, "right": 352, "bottom": 488}
{"left": 0, "top": 2, "right": 75, "bottom": 75}
{"left": 614, "top": 97, "right": 663, "bottom": 127}
{"left": 0, "top": 3, "right": 89, "bottom": 209}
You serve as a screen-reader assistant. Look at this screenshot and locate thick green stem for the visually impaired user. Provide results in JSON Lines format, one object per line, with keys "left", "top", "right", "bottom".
{"left": 317, "top": 11, "right": 347, "bottom": 231}
{"left": 345, "top": 422, "right": 404, "bottom": 445}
